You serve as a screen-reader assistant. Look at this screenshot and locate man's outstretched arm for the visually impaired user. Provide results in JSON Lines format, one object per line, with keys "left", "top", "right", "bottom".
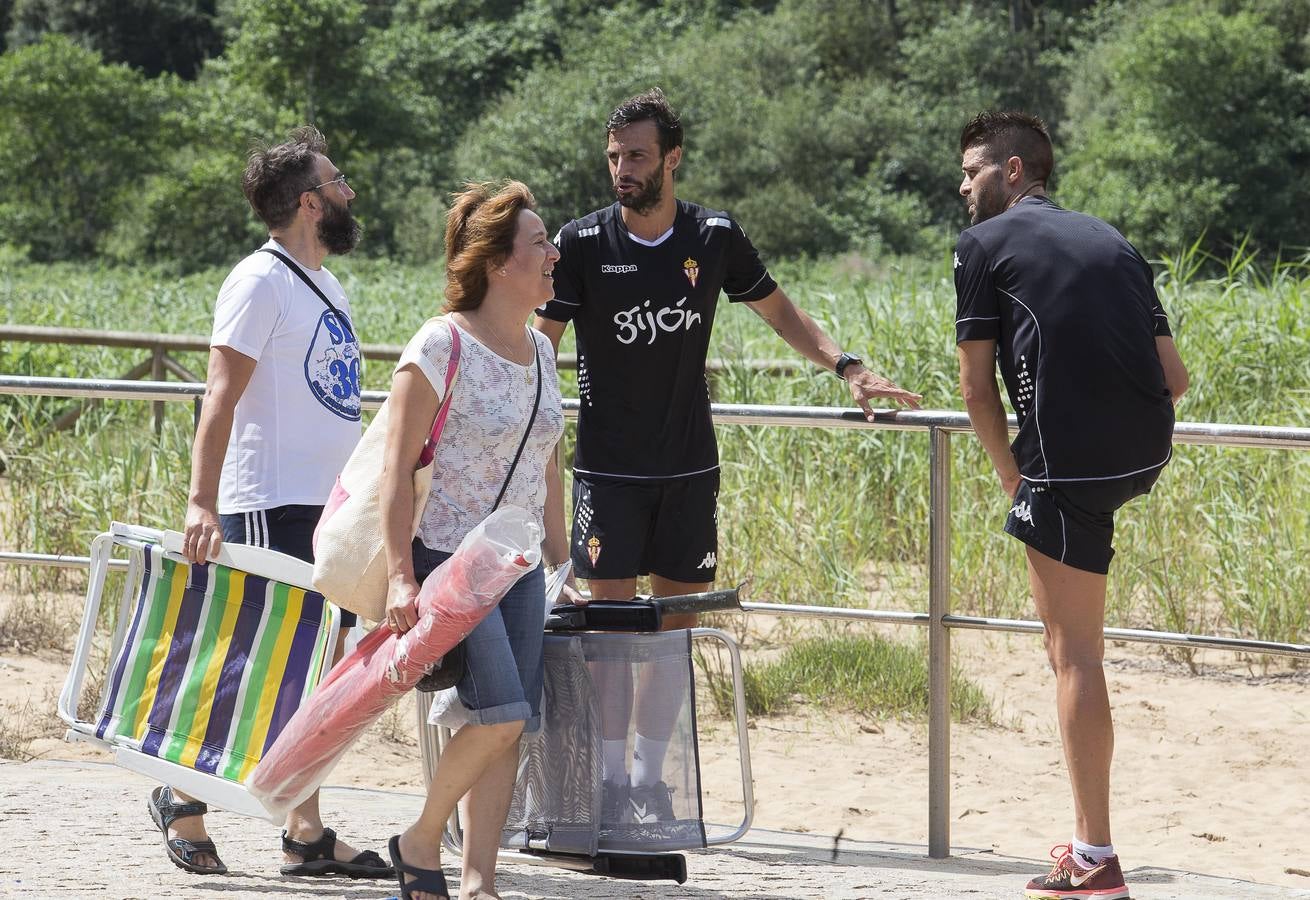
{"left": 745, "top": 287, "right": 922, "bottom": 418}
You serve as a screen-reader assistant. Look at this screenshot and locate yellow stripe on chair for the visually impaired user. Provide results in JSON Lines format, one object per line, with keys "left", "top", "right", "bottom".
{"left": 128, "top": 561, "right": 189, "bottom": 741}
{"left": 236, "top": 584, "right": 305, "bottom": 782}
{"left": 178, "top": 571, "right": 247, "bottom": 769}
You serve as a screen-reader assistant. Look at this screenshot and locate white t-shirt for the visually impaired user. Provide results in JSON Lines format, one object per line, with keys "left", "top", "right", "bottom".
{"left": 212, "top": 239, "right": 363, "bottom": 513}
{"left": 398, "top": 317, "right": 564, "bottom": 552}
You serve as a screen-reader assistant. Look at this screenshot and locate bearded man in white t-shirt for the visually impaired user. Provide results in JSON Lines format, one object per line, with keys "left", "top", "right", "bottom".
{"left": 148, "top": 126, "right": 390, "bottom": 880}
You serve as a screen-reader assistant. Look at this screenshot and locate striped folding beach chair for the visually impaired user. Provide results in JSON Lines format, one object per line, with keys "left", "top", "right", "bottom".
{"left": 58, "top": 522, "right": 340, "bottom": 821}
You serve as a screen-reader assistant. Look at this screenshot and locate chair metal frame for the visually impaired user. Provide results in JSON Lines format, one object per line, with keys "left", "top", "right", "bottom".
{"left": 57, "top": 521, "right": 337, "bottom": 822}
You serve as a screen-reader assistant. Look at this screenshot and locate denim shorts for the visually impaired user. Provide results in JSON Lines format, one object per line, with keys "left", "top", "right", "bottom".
{"left": 413, "top": 538, "right": 545, "bottom": 734}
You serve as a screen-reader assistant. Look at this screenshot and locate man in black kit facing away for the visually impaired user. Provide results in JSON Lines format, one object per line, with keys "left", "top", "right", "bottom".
{"left": 535, "top": 88, "right": 921, "bottom": 826}
{"left": 953, "top": 110, "right": 1189, "bottom": 900}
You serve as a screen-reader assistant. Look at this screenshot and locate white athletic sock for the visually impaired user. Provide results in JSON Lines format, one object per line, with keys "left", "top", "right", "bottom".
{"left": 631, "top": 733, "right": 670, "bottom": 787}
{"left": 1071, "top": 837, "right": 1114, "bottom": 869}
{"left": 602, "top": 739, "right": 627, "bottom": 785}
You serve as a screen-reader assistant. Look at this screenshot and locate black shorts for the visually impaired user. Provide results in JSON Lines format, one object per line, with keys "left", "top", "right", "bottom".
{"left": 1003, "top": 472, "right": 1161, "bottom": 575}
{"left": 571, "top": 470, "right": 719, "bottom": 583}
{"left": 219, "top": 504, "right": 356, "bottom": 628}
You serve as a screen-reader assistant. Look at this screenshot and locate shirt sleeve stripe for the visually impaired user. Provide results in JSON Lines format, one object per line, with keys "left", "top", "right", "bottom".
{"left": 726, "top": 272, "right": 771, "bottom": 297}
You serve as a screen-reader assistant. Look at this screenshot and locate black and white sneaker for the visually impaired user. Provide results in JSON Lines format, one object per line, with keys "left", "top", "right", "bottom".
{"left": 627, "top": 780, "right": 676, "bottom": 824}
{"left": 601, "top": 778, "right": 631, "bottom": 825}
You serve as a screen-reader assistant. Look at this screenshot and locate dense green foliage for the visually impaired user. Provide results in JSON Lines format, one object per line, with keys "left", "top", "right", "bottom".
{"left": 3, "top": 0, "right": 1310, "bottom": 269}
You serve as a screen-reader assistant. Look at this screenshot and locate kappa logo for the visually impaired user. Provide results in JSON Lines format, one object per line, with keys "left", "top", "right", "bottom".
{"left": 683, "top": 257, "right": 699, "bottom": 288}
{"left": 1010, "top": 500, "right": 1033, "bottom": 524}
{"left": 697, "top": 552, "right": 716, "bottom": 569}
{"left": 953, "top": 252, "right": 962, "bottom": 270}
{"left": 601, "top": 264, "right": 638, "bottom": 274}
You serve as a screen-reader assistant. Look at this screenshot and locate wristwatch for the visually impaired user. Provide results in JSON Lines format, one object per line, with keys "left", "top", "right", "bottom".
{"left": 834, "top": 352, "right": 863, "bottom": 380}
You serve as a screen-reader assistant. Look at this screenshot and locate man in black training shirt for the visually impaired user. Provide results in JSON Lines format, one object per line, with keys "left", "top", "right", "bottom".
{"left": 536, "top": 88, "right": 921, "bottom": 825}
{"left": 953, "top": 111, "right": 1189, "bottom": 900}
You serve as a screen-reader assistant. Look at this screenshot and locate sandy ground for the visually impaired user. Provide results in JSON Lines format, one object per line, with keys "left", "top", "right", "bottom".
{"left": 1, "top": 761, "right": 1304, "bottom": 899}
{"left": 1, "top": 590, "right": 1308, "bottom": 897}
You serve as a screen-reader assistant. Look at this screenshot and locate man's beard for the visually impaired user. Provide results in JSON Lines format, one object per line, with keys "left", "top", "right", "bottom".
{"left": 318, "top": 197, "right": 362, "bottom": 254}
{"left": 969, "top": 184, "right": 1006, "bottom": 225}
{"left": 615, "top": 167, "right": 665, "bottom": 214}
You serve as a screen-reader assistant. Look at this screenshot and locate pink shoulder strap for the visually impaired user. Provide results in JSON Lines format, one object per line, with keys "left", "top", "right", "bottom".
{"left": 417, "top": 321, "right": 461, "bottom": 467}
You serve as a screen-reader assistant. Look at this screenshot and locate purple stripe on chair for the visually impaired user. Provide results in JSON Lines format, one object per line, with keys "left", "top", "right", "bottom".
{"left": 194, "top": 573, "right": 269, "bottom": 774}
{"left": 140, "top": 562, "right": 209, "bottom": 757}
{"left": 97, "top": 548, "right": 155, "bottom": 740}
{"left": 261, "top": 601, "right": 322, "bottom": 754}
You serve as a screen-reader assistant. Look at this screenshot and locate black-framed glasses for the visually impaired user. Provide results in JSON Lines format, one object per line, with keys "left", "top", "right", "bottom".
{"left": 311, "top": 174, "right": 349, "bottom": 191}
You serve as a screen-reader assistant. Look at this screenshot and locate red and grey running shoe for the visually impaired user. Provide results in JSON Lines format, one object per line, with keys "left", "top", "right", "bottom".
{"left": 1024, "top": 844, "right": 1130, "bottom": 899}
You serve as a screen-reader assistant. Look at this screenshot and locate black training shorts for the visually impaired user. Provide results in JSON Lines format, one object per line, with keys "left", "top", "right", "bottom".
{"left": 219, "top": 504, "right": 356, "bottom": 628}
{"left": 1003, "top": 472, "right": 1161, "bottom": 575}
{"left": 570, "top": 470, "right": 719, "bottom": 584}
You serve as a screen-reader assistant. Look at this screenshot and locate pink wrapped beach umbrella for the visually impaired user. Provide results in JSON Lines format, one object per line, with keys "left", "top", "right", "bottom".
{"left": 247, "top": 506, "right": 541, "bottom": 818}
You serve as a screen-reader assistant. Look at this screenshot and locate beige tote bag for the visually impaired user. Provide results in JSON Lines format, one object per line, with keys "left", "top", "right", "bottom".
{"left": 311, "top": 320, "right": 460, "bottom": 621}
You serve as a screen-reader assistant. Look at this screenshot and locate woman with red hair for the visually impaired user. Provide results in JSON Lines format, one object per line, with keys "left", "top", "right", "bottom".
{"left": 380, "top": 181, "right": 580, "bottom": 899}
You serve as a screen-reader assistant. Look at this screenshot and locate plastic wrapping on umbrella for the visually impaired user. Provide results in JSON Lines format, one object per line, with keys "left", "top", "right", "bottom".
{"left": 247, "top": 506, "right": 541, "bottom": 818}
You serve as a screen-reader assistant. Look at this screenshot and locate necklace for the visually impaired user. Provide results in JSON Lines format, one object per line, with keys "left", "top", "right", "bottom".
{"left": 457, "top": 315, "right": 534, "bottom": 384}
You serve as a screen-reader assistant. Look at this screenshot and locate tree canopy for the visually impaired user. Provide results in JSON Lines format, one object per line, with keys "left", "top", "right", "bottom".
{"left": 2, "top": 0, "right": 1308, "bottom": 271}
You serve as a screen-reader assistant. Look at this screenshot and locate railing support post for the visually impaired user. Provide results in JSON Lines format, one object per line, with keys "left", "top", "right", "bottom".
{"left": 928, "top": 426, "right": 951, "bottom": 858}
{"left": 151, "top": 346, "right": 165, "bottom": 436}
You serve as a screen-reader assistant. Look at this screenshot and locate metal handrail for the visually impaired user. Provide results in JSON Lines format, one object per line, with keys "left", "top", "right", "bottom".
{"left": 0, "top": 324, "right": 802, "bottom": 376}
{"left": 2, "top": 374, "right": 1307, "bottom": 860}
{"left": 4, "top": 375, "right": 1308, "bottom": 449}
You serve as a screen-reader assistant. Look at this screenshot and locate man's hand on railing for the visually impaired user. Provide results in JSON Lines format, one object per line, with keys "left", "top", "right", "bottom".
{"left": 845, "top": 363, "right": 923, "bottom": 419}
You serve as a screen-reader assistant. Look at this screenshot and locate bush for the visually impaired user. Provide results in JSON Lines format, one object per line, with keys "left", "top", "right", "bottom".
{"left": 6, "top": 0, "right": 225, "bottom": 78}
{"left": 1059, "top": 3, "right": 1310, "bottom": 255}
{"left": 102, "top": 150, "right": 265, "bottom": 272}
{"left": 98, "top": 69, "right": 299, "bottom": 269}
{"left": 0, "top": 35, "right": 176, "bottom": 261}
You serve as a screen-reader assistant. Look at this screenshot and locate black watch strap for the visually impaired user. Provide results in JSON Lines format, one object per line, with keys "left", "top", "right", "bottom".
{"left": 835, "top": 352, "right": 863, "bottom": 379}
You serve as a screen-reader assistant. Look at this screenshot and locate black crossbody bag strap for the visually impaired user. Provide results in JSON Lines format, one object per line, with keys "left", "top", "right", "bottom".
{"left": 260, "top": 247, "right": 348, "bottom": 322}
{"left": 491, "top": 339, "right": 544, "bottom": 513}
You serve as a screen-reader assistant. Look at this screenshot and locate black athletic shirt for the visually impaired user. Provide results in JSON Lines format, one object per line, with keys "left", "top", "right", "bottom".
{"left": 539, "top": 200, "right": 777, "bottom": 479}
{"left": 954, "top": 196, "right": 1175, "bottom": 483}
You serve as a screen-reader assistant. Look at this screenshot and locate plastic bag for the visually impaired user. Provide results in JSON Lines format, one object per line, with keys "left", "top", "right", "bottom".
{"left": 246, "top": 506, "right": 541, "bottom": 818}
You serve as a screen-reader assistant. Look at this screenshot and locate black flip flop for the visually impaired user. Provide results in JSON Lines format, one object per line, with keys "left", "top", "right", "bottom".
{"left": 388, "top": 834, "right": 450, "bottom": 900}
{"left": 148, "top": 785, "right": 228, "bottom": 875}
{"left": 280, "top": 826, "right": 393, "bottom": 878}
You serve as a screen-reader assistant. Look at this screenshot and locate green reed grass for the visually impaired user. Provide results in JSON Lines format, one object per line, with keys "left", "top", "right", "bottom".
{"left": 2, "top": 250, "right": 1308, "bottom": 653}
{"left": 696, "top": 632, "right": 996, "bottom": 724}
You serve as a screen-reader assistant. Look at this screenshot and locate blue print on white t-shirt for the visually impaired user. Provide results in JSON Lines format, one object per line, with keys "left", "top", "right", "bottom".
{"left": 304, "top": 310, "right": 362, "bottom": 420}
